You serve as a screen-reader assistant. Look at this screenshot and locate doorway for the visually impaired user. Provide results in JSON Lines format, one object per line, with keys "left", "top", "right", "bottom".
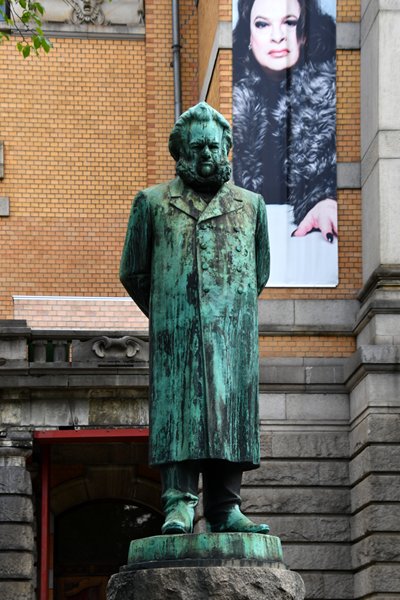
{"left": 54, "top": 500, "right": 163, "bottom": 599}
{"left": 34, "top": 429, "right": 161, "bottom": 600}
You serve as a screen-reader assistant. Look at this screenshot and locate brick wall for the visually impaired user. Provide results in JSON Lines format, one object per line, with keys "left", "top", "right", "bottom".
{"left": 13, "top": 296, "right": 148, "bottom": 330}
{"left": 144, "top": 0, "right": 176, "bottom": 186}
{"left": 337, "top": 0, "right": 360, "bottom": 22}
{"left": 0, "top": 38, "right": 148, "bottom": 318}
{"left": 0, "top": 0, "right": 199, "bottom": 325}
{"left": 337, "top": 50, "right": 360, "bottom": 162}
{"left": 259, "top": 335, "right": 356, "bottom": 358}
{"left": 180, "top": 0, "right": 200, "bottom": 111}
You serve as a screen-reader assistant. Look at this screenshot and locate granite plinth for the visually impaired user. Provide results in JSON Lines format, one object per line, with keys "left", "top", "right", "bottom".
{"left": 107, "top": 533, "right": 306, "bottom": 600}
{"left": 107, "top": 565, "right": 305, "bottom": 600}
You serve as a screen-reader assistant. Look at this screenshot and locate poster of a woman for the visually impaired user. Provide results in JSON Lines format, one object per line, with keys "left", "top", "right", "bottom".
{"left": 232, "top": 0, "right": 337, "bottom": 286}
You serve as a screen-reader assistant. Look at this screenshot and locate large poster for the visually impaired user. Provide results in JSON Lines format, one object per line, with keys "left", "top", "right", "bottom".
{"left": 232, "top": 0, "right": 337, "bottom": 286}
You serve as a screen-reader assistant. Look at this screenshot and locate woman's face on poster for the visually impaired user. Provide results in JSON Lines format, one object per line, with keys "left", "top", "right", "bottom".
{"left": 249, "top": 0, "right": 302, "bottom": 72}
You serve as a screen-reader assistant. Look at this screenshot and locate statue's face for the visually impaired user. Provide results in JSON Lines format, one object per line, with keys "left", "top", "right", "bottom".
{"left": 186, "top": 120, "right": 225, "bottom": 179}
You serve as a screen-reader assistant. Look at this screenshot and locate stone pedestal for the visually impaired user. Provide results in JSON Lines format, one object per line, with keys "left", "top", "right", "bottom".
{"left": 107, "top": 533, "right": 305, "bottom": 600}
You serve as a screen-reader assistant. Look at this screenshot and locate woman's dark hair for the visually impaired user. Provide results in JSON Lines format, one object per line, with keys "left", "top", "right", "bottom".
{"left": 233, "top": 0, "right": 335, "bottom": 82}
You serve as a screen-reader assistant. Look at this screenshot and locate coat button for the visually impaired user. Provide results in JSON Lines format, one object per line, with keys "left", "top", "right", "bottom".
{"left": 238, "top": 286, "right": 244, "bottom": 294}
{"left": 199, "top": 224, "right": 207, "bottom": 230}
{"left": 236, "top": 245, "right": 242, "bottom": 252}
{"left": 200, "top": 242, "right": 207, "bottom": 250}
{"left": 236, "top": 266, "right": 242, "bottom": 273}
{"left": 203, "top": 287, "right": 210, "bottom": 294}
{"left": 202, "top": 262, "right": 209, "bottom": 270}
{"left": 234, "top": 226, "right": 240, "bottom": 232}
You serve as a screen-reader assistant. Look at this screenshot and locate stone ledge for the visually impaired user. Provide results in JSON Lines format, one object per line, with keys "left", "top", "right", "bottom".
{"left": 258, "top": 299, "right": 359, "bottom": 334}
{"left": 260, "top": 358, "right": 346, "bottom": 391}
{"left": 355, "top": 299, "right": 400, "bottom": 337}
{"left": 357, "top": 264, "right": 400, "bottom": 304}
{"left": 343, "top": 344, "right": 400, "bottom": 389}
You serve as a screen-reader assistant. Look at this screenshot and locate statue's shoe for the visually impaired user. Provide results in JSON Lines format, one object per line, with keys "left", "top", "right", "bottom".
{"left": 208, "top": 505, "right": 270, "bottom": 534}
{"left": 161, "top": 519, "right": 189, "bottom": 535}
{"left": 161, "top": 495, "right": 197, "bottom": 535}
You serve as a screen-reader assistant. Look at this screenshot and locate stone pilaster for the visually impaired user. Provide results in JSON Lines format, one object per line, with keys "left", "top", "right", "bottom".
{"left": 0, "top": 438, "right": 35, "bottom": 600}
{"left": 349, "top": 5, "right": 400, "bottom": 594}
{"left": 359, "top": 0, "right": 400, "bottom": 337}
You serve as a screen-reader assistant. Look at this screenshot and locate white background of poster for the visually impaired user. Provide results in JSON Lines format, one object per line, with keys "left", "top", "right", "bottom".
{"left": 266, "top": 205, "right": 338, "bottom": 287}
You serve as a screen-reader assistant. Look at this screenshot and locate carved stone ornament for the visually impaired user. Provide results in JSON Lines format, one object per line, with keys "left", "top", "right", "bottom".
{"left": 92, "top": 336, "right": 140, "bottom": 358}
{"left": 71, "top": 335, "right": 149, "bottom": 364}
{"left": 38, "top": 0, "right": 145, "bottom": 28}
{"left": 70, "top": 0, "right": 107, "bottom": 25}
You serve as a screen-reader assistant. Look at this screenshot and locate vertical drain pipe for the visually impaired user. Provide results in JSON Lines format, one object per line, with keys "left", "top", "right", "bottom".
{"left": 172, "top": 0, "right": 182, "bottom": 121}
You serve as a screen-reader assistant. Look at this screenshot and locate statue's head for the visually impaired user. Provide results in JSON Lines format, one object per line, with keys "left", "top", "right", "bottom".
{"left": 169, "top": 102, "right": 232, "bottom": 192}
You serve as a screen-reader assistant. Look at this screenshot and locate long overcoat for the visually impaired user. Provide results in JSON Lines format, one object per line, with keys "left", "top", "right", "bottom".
{"left": 120, "top": 176, "right": 270, "bottom": 469}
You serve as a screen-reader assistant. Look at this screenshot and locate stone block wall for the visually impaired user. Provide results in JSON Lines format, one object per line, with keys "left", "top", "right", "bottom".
{"left": 0, "top": 442, "right": 35, "bottom": 600}
{"left": 250, "top": 360, "right": 353, "bottom": 600}
{"left": 0, "top": 325, "right": 400, "bottom": 600}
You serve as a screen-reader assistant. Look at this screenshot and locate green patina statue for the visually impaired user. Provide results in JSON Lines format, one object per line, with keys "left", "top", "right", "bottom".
{"left": 120, "top": 102, "right": 270, "bottom": 535}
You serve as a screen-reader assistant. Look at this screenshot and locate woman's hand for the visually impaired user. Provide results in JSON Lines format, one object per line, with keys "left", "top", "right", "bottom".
{"left": 292, "top": 199, "right": 337, "bottom": 242}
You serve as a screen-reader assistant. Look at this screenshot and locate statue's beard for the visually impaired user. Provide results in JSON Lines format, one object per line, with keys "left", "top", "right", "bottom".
{"left": 176, "top": 157, "right": 231, "bottom": 193}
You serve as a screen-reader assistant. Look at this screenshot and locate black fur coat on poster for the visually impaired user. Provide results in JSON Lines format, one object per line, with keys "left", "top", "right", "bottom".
{"left": 233, "top": 58, "right": 337, "bottom": 226}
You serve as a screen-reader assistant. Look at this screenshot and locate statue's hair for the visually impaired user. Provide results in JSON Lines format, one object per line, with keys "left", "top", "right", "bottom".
{"left": 169, "top": 102, "right": 232, "bottom": 161}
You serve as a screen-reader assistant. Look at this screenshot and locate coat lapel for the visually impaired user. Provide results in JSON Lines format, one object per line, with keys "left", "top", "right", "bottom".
{"left": 169, "top": 177, "right": 207, "bottom": 220}
{"left": 198, "top": 183, "right": 243, "bottom": 223}
{"left": 169, "top": 178, "right": 243, "bottom": 222}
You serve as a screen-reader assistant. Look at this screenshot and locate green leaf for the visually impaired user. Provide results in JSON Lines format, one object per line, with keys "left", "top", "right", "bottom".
{"left": 21, "top": 11, "right": 31, "bottom": 23}
{"left": 32, "top": 34, "right": 41, "bottom": 49}
{"left": 22, "top": 44, "right": 30, "bottom": 57}
{"left": 16, "top": 41, "right": 23, "bottom": 51}
{"left": 19, "top": 0, "right": 27, "bottom": 8}
{"left": 42, "top": 37, "right": 51, "bottom": 52}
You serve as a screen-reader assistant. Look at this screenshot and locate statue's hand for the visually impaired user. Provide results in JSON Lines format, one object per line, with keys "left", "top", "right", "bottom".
{"left": 292, "top": 199, "right": 337, "bottom": 242}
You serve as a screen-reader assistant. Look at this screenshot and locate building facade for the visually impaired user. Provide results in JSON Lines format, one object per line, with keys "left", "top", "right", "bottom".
{"left": 0, "top": 0, "right": 399, "bottom": 599}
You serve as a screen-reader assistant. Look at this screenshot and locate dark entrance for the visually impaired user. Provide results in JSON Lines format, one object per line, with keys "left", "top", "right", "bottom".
{"left": 34, "top": 430, "right": 161, "bottom": 600}
{"left": 54, "top": 500, "right": 163, "bottom": 599}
